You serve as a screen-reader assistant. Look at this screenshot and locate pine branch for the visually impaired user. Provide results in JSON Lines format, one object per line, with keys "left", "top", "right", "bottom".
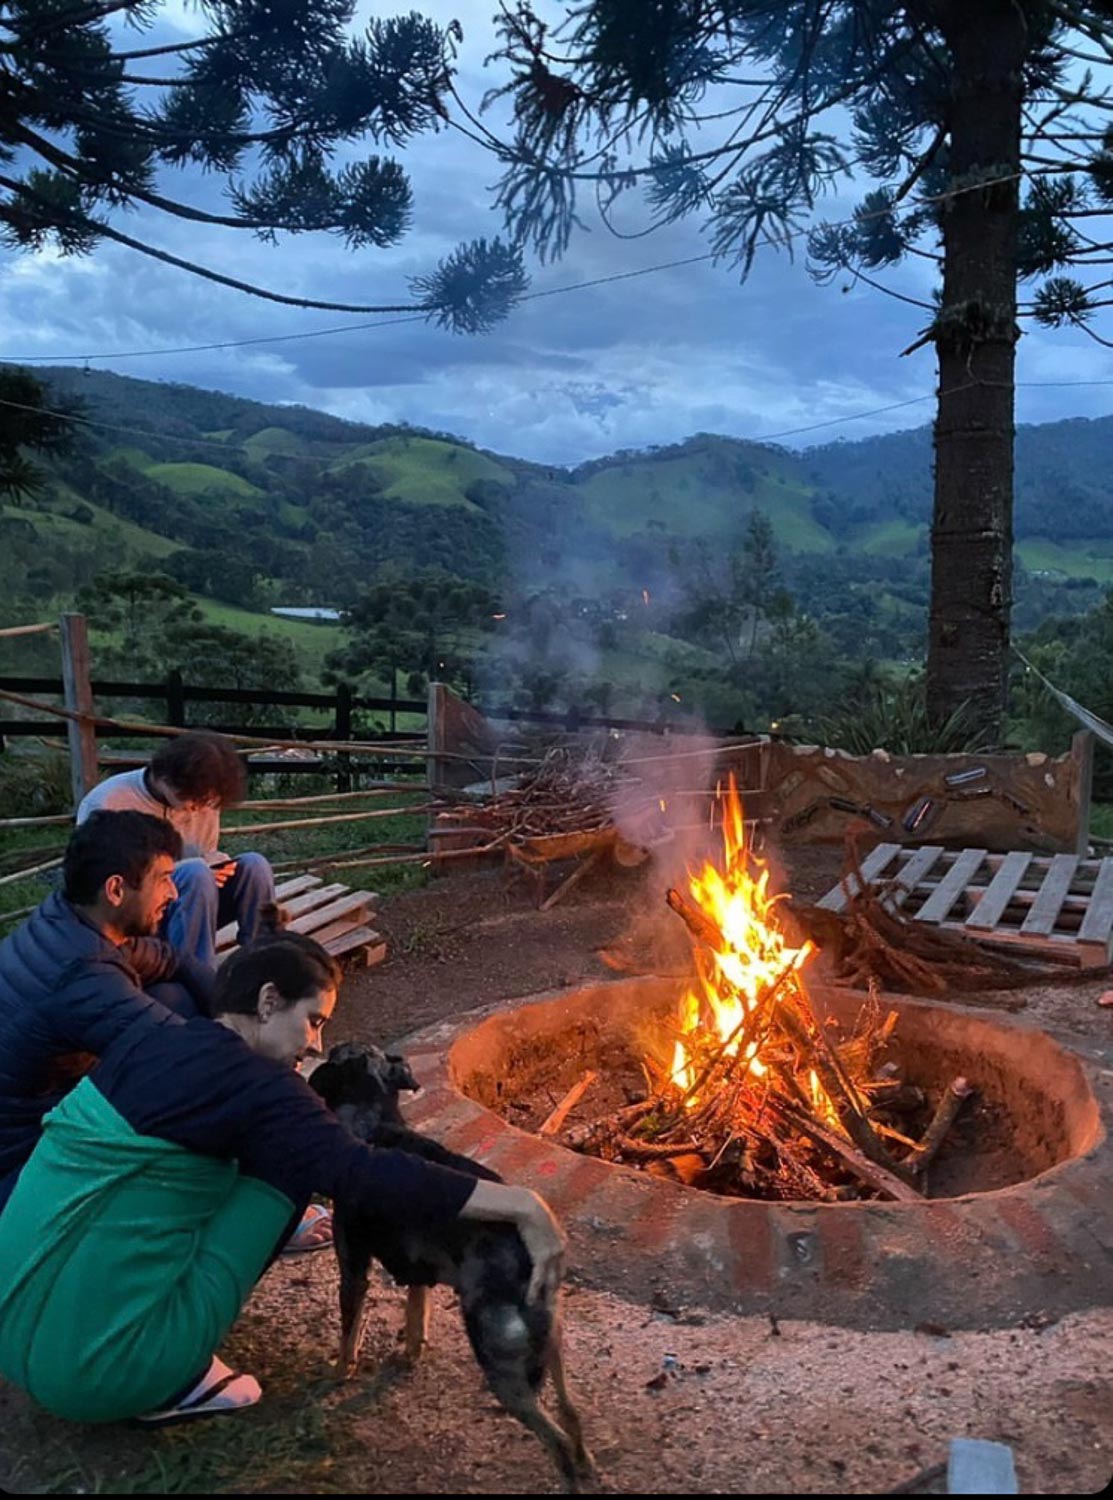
{"left": 0, "top": 171, "right": 425, "bottom": 314}
{"left": 15, "top": 0, "right": 141, "bottom": 37}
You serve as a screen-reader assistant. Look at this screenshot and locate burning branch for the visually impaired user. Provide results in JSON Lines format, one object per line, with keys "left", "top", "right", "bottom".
{"left": 550, "top": 777, "right": 977, "bottom": 1204}
{"left": 538, "top": 1071, "right": 598, "bottom": 1136}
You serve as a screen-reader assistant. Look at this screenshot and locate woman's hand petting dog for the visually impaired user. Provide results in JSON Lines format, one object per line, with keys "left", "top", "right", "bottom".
{"left": 458, "top": 1181, "right": 566, "bottom": 1304}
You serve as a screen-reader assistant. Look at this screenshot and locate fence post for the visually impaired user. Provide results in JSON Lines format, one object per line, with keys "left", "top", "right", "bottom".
{"left": 1071, "top": 729, "right": 1095, "bottom": 856}
{"left": 60, "top": 612, "right": 97, "bottom": 810}
{"left": 335, "top": 682, "right": 352, "bottom": 793}
{"left": 390, "top": 664, "right": 398, "bottom": 736}
{"left": 166, "top": 669, "right": 185, "bottom": 728}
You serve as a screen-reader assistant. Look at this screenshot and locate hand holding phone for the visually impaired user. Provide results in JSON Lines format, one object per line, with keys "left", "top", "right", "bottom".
{"left": 205, "top": 854, "right": 237, "bottom": 887}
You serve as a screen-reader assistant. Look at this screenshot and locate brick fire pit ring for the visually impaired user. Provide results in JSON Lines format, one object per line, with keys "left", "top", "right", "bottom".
{"left": 398, "top": 978, "right": 1113, "bottom": 1329}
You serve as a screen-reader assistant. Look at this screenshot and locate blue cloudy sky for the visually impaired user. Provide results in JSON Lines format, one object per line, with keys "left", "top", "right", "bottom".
{"left": 2, "top": 2, "right": 1113, "bottom": 464}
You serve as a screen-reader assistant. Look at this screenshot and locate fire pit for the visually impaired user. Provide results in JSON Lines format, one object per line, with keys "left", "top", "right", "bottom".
{"left": 400, "top": 783, "right": 1113, "bottom": 1328}
{"left": 399, "top": 980, "right": 1113, "bottom": 1329}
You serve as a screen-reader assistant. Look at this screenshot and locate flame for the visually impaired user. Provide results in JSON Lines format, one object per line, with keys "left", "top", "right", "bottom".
{"left": 669, "top": 775, "right": 814, "bottom": 1106}
{"left": 642, "top": 588, "right": 651, "bottom": 606}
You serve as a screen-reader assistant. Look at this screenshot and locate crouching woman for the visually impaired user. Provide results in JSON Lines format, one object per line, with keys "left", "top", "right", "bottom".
{"left": 0, "top": 933, "right": 564, "bottom": 1427}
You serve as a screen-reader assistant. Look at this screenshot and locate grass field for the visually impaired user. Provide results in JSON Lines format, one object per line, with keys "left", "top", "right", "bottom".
{"left": 1016, "top": 538, "right": 1113, "bottom": 583}
{"left": 241, "top": 427, "right": 309, "bottom": 458}
{"left": 192, "top": 598, "right": 343, "bottom": 680}
{"left": 329, "top": 435, "right": 515, "bottom": 510}
{"left": 577, "top": 447, "right": 835, "bottom": 552}
{"left": 145, "top": 463, "right": 265, "bottom": 500}
{"left": 855, "top": 518, "right": 924, "bottom": 557}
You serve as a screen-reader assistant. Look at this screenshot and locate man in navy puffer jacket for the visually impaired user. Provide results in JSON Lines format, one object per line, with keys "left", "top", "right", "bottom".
{"left": 0, "top": 810, "right": 214, "bottom": 1207}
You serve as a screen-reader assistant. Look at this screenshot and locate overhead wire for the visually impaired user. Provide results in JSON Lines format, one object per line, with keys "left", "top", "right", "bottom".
{"left": 3, "top": 158, "right": 1107, "bottom": 368}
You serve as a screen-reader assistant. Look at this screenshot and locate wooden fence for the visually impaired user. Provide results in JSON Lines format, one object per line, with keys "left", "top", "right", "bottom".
{"left": 0, "top": 668, "right": 428, "bottom": 795}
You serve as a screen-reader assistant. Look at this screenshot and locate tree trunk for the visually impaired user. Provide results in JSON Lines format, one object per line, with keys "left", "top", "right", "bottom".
{"left": 926, "top": 1, "right": 1027, "bottom": 739}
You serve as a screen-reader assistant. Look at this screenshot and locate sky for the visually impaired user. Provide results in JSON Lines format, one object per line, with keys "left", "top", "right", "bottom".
{"left": 3, "top": 2, "right": 1113, "bottom": 465}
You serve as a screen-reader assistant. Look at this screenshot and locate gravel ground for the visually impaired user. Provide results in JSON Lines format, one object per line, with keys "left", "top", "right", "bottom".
{"left": 2, "top": 849, "right": 1112, "bottom": 1494}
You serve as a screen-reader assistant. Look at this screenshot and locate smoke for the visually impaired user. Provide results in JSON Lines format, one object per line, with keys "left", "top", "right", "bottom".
{"left": 600, "top": 728, "right": 732, "bottom": 975}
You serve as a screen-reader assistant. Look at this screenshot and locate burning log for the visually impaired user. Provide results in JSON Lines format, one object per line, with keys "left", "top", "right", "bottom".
{"left": 615, "top": 1135, "right": 703, "bottom": 1159}
{"left": 773, "top": 988, "right": 906, "bottom": 1177}
{"left": 557, "top": 776, "right": 978, "bottom": 1205}
{"left": 666, "top": 887, "right": 725, "bottom": 951}
{"left": 769, "top": 1099, "right": 923, "bottom": 1203}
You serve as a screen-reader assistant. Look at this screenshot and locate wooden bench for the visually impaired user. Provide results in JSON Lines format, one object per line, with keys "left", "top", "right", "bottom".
{"left": 817, "top": 842, "right": 1113, "bottom": 967}
{"left": 215, "top": 873, "right": 387, "bottom": 967}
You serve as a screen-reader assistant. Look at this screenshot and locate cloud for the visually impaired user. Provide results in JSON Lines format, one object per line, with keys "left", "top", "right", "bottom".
{"left": 0, "top": 4, "right": 1110, "bottom": 462}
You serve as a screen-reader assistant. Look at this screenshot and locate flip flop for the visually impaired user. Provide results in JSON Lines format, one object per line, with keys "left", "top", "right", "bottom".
{"left": 280, "top": 1201, "right": 333, "bottom": 1256}
{"left": 136, "top": 1356, "right": 261, "bottom": 1428}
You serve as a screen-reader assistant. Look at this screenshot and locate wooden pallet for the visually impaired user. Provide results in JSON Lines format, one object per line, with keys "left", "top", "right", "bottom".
{"left": 215, "top": 874, "right": 387, "bottom": 967}
{"left": 817, "top": 842, "right": 1113, "bottom": 967}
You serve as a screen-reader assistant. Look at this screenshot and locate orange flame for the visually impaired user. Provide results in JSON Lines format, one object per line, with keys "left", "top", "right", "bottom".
{"left": 669, "top": 776, "right": 814, "bottom": 1103}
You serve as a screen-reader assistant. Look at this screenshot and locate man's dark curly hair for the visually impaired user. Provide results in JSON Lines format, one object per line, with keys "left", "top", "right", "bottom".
{"left": 64, "top": 811, "right": 182, "bottom": 905}
{"left": 149, "top": 731, "right": 246, "bottom": 809}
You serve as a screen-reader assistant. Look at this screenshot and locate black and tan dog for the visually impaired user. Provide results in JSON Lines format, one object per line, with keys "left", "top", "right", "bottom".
{"left": 309, "top": 1041, "right": 593, "bottom": 1492}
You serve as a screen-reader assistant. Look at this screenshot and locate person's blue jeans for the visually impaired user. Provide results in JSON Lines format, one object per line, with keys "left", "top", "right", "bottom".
{"left": 163, "top": 853, "right": 276, "bottom": 969}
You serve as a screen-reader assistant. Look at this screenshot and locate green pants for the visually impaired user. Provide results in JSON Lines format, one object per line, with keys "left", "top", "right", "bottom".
{"left": 0, "top": 1081, "right": 292, "bottom": 1422}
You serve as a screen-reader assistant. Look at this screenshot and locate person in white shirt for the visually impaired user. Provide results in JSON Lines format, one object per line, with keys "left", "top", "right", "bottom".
{"left": 77, "top": 732, "right": 275, "bottom": 971}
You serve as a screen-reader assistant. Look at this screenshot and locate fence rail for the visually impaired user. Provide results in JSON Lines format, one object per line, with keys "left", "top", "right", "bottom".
{"left": 0, "top": 675, "right": 425, "bottom": 715}
{"left": 0, "top": 671, "right": 430, "bottom": 790}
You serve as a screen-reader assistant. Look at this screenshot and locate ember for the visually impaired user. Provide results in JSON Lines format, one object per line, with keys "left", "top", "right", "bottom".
{"left": 564, "top": 778, "right": 974, "bottom": 1202}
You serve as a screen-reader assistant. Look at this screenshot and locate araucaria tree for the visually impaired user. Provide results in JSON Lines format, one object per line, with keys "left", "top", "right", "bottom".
{"left": 0, "top": 0, "right": 526, "bottom": 330}
{"left": 483, "top": 1, "right": 1113, "bottom": 737}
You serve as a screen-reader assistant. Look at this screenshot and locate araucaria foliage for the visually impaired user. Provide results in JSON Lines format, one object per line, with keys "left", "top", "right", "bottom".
{"left": 0, "top": 1, "right": 526, "bottom": 328}
{"left": 479, "top": 1, "right": 1113, "bottom": 738}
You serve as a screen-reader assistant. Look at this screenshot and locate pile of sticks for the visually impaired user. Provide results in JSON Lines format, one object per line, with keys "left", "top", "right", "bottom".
{"left": 791, "top": 832, "right": 1097, "bottom": 1001}
{"left": 557, "top": 890, "right": 974, "bottom": 1203}
{"left": 436, "top": 745, "right": 626, "bottom": 848}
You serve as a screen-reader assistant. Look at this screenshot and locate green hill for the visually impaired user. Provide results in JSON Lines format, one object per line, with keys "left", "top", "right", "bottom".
{"left": 144, "top": 462, "right": 265, "bottom": 499}
{"left": 2, "top": 364, "right": 1111, "bottom": 692}
{"left": 574, "top": 435, "right": 834, "bottom": 552}
{"left": 329, "top": 434, "right": 515, "bottom": 509}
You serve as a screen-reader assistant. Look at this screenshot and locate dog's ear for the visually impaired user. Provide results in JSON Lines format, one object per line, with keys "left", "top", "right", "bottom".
{"left": 307, "top": 1058, "right": 342, "bottom": 1106}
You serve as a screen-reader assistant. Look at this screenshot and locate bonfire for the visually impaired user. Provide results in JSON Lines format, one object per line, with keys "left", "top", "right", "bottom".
{"left": 562, "top": 778, "right": 973, "bottom": 1203}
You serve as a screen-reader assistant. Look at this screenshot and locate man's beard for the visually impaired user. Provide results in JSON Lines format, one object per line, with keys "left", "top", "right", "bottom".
{"left": 120, "top": 905, "right": 161, "bottom": 939}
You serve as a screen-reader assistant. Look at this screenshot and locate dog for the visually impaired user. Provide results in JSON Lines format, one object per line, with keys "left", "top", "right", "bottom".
{"left": 309, "top": 1041, "right": 593, "bottom": 1492}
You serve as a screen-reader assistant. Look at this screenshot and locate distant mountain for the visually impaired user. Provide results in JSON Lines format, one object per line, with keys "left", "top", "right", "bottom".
{"left": 4, "top": 366, "right": 1113, "bottom": 629}
{"left": 807, "top": 415, "right": 1113, "bottom": 545}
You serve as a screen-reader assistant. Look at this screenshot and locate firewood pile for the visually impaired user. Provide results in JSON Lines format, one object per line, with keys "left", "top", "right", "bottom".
{"left": 791, "top": 832, "right": 1102, "bottom": 1001}
{"left": 555, "top": 890, "right": 974, "bottom": 1204}
{"left": 434, "top": 745, "right": 631, "bottom": 854}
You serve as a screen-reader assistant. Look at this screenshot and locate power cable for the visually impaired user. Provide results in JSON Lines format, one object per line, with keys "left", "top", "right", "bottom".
{"left": 2, "top": 160, "right": 1101, "bottom": 367}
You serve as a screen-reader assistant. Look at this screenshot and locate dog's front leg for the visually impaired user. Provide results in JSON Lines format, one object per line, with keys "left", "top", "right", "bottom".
{"left": 402, "top": 1284, "right": 431, "bottom": 1364}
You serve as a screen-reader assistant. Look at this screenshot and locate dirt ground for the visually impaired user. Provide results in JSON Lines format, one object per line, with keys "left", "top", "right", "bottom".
{"left": 2, "top": 848, "right": 1113, "bottom": 1494}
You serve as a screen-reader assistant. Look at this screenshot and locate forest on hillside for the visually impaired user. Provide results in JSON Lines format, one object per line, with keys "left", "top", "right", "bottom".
{"left": 0, "top": 367, "right": 1110, "bottom": 759}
